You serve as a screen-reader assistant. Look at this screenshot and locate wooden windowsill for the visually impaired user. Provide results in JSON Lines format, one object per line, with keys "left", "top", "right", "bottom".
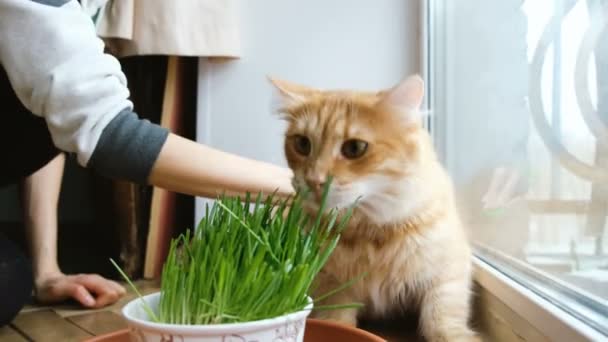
{"left": 473, "top": 257, "right": 606, "bottom": 341}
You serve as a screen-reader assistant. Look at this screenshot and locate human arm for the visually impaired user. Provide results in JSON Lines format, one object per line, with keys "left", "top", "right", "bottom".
{"left": 0, "top": 0, "right": 293, "bottom": 198}
{"left": 148, "top": 134, "right": 293, "bottom": 199}
{"left": 21, "top": 153, "right": 126, "bottom": 308}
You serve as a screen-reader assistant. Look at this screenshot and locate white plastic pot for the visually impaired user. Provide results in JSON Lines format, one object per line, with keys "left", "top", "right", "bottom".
{"left": 122, "top": 292, "right": 313, "bottom": 342}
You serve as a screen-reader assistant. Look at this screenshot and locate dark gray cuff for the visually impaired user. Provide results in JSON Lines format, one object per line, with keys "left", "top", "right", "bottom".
{"left": 88, "top": 108, "right": 169, "bottom": 184}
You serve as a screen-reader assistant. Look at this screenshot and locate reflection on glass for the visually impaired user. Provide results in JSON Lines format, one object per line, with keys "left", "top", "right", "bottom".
{"left": 431, "top": 0, "right": 608, "bottom": 302}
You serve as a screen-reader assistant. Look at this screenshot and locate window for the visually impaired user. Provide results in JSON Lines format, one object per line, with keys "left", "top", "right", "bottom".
{"left": 426, "top": 0, "right": 608, "bottom": 337}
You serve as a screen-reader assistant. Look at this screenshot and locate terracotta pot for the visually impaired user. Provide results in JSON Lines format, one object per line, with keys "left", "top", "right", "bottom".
{"left": 305, "top": 319, "right": 386, "bottom": 342}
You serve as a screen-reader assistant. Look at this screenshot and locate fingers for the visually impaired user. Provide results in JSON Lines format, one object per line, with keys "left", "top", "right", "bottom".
{"left": 56, "top": 282, "right": 96, "bottom": 307}
{"left": 72, "top": 284, "right": 97, "bottom": 307}
{"left": 109, "top": 279, "right": 127, "bottom": 296}
{"left": 73, "top": 274, "right": 126, "bottom": 308}
{"left": 35, "top": 273, "right": 127, "bottom": 309}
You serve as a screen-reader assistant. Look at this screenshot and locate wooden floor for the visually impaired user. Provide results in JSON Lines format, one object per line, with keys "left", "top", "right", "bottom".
{"left": 2, "top": 280, "right": 160, "bottom": 342}
{"left": 3, "top": 280, "right": 422, "bottom": 342}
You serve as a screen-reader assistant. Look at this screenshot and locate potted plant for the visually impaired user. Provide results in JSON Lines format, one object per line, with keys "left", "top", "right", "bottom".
{"left": 114, "top": 182, "right": 361, "bottom": 342}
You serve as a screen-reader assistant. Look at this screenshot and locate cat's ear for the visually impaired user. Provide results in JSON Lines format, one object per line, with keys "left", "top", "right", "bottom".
{"left": 377, "top": 75, "right": 425, "bottom": 120}
{"left": 268, "top": 76, "right": 316, "bottom": 112}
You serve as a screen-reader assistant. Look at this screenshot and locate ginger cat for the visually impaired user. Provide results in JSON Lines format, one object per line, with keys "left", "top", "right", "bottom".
{"left": 270, "top": 75, "right": 478, "bottom": 342}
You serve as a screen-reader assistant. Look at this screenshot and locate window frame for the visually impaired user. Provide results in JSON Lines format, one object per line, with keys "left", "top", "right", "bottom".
{"left": 473, "top": 255, "right": 606, "bottom": 341}
{"left": 422, "top": 0, "right": 608, "bottom": 339}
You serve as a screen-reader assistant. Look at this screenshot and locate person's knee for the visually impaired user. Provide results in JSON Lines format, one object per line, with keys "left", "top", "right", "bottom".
{"left": 0, "top": 236, "right": 33, "bottom": 327}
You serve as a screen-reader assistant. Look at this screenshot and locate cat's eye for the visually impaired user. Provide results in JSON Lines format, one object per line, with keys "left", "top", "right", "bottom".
{"left": 341, "top": 139, "right": 368, "bottom": 159}
{"left": 293, "top": 135, "right": 312, "bottom": 156}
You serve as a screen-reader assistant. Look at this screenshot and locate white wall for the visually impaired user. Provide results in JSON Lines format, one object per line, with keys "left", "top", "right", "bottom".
{"left": 195, "top": 0, "right": 421, "bottom": 222}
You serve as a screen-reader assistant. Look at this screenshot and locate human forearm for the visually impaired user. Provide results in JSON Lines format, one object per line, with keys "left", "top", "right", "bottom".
{"left": 20, "top": 154, "right": 65, "bottom": 279}
{"left": 19, "top": 153, "right": 126, "bottom": 308}
{"left": 148, "top": 134, "right": 294, "bottom": 199}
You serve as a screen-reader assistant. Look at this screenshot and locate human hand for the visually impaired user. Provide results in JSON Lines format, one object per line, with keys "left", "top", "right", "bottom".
{"left": 481, "top": 166, "right": 526, "bottom": 210}
{"left": 35, "top": 272, "right": 126, "bottom": 308}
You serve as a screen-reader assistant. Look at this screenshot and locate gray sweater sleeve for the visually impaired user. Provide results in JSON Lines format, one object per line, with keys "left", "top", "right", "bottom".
{"left": 0, "top": 0, "right": 169, "bottom": 184}
{"left": 88, "top": 109, "right": 169, "bottom": 183}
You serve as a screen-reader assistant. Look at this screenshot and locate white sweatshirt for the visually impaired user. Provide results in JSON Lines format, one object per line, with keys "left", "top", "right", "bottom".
{"left": 0, "top": 0, "right": 168, "bottom": 183}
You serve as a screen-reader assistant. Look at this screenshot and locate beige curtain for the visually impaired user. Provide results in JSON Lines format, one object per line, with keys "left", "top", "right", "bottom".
{"left": 94, "top": 0, "right": 240, "bottom": 58}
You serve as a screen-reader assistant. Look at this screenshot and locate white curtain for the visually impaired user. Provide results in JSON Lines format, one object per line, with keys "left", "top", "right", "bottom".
{"left": 92, "top": 0, "right": 241, "bottom": 58}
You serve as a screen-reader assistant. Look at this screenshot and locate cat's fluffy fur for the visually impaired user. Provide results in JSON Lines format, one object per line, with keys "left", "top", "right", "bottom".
{"left": 271, "top": 75, "right": 478, "bottom": 341}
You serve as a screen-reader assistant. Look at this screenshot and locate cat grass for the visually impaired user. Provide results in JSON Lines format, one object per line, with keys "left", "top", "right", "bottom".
{"left": 112, "top": 180, "right": 362, "bottom": 325}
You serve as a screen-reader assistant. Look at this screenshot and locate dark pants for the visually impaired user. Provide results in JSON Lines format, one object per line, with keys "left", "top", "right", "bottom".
{"left": 0, "top": 67, "right": 61, "bottom": 326}
{"left": 0, "top": 234, "right": 33, "bottom": 327}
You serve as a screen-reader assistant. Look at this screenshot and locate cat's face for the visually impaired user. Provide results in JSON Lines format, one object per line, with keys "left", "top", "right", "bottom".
{"left": 271, "top": 75, "right": 427, "bottom": 222}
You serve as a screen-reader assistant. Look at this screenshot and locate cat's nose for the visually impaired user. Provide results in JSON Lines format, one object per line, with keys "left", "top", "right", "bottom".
{"left": 305, "top": 176, "right": 326, "bottom": 199}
